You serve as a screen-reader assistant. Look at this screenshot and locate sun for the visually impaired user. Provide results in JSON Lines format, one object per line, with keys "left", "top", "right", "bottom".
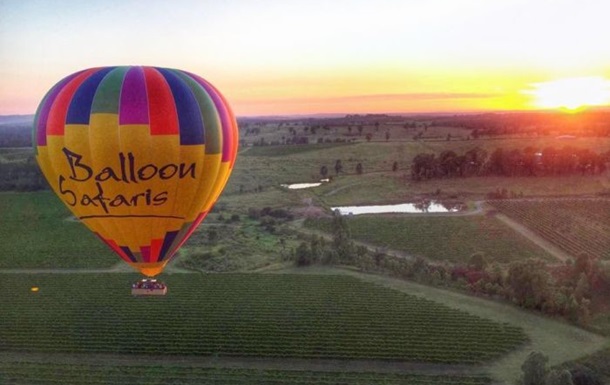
{"left": 527, "top": 77, "right": 610, "bottom": 112}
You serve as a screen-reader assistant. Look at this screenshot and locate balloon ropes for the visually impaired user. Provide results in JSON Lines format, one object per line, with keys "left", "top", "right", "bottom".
{"left": 33, "top": 66, "right": 238, "bottom": 278}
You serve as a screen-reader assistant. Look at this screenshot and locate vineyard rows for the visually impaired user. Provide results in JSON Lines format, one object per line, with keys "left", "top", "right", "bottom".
{"left": 304, "top": 215, "right": 553, "bottom": 264}
{"left": 0, "top": 274, "right": 526, "bottom": 363}
{"left": 490, "top": 198, "right": 610, "bottom": 260}
{"left": 0, "top": 363, "right": 492, "bottom": 385}
{"left": 0, "top": 192, "right": 116, "bottom": 269}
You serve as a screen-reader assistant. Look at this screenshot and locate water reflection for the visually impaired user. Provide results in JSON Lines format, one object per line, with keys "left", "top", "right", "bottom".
{"left": 332, "top": 200, "right": 464, "bottom": 215}
{"left": 282, "top": 182, "right": 323, "bottom": 189}
{"left": 281, "top": 179, "right": 330, "bottom": 190}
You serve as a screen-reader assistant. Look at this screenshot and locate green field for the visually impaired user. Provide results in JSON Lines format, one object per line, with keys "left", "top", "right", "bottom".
{"left": 229, "top": 142, "right": 418, "bottom": 194}
{"left": 179, "top": 217, "right": 296, "bottom": 272}
{"left": 2, "top": 123, "right": 610, "bottom": 385}
{"left": 490, "top": 198, "right": 610, "bottom": 260}
{"left": 234, "top": 129, "right": 610, "bottom": 198}
{"left": 0, "top": 274, "right": 526, "bottom": 362}
{"left": 0, "top": 147, "right": 34, "bottom": 163}
{"left": 242, "top": 142, "right": 356, "bottom": 157}
{"left": 229, "top": 147, "right": 610, "bottom": 209}
{"left": 0, "top": 192, "right": 116, "bottom": 268}
{"left": 304, "top": 215, "right": 554, "bottom": 264}
{"left": 0, "top": 363, "right": 493, "bottom": 385}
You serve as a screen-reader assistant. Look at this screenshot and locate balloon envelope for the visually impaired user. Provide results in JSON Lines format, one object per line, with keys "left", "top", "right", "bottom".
{"left": 33, "top": 66, "right": 238, "bottom": 276}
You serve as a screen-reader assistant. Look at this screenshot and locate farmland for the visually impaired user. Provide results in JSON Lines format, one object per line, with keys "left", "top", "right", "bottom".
{"left": 0, "top": 274, "right": 526, "bottom": 362}
{"left": 490, "top": 198, "right": 610, "bottom": 260}
{"left": 304, "top": 214, "right": 554, "bottom": 264}
{"left": 0, "top": 362, "right": 493, "bottom": 385}
{"left": 0, "top": 191, "right": 116, "bottom": 268}
{"left": 2, "top": 113, "right": 610, "bottom": 385}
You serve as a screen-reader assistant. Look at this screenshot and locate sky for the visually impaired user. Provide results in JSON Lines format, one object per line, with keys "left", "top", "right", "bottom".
{"left": 1, "top": 0, "right": 610, "bottom": 116}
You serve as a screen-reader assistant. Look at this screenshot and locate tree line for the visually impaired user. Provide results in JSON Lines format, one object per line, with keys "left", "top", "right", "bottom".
{"left": 411, "top": 146, "right": 609, "bottom": 180}
{"left": 430, "top": 110, "right": 610, "bottom": 138}
{"left": 0, "top": 160, "right": 47, "bottom": 191}
{"left": 0, "top": 124, "right": 32, "bottom": 147}
{"left": 297, "top": 216, "right": 608, "bottom": 328}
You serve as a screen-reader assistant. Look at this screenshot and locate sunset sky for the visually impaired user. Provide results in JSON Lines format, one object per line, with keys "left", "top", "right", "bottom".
{"left": 1, "top": 0, "right": 609, "bottom": 116}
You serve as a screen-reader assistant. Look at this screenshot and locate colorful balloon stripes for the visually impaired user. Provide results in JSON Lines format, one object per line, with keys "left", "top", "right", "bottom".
{"left": 33, "top": 66, "right": 238, "bottom": 276}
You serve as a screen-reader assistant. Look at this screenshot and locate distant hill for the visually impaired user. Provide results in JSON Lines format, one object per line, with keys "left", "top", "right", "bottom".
{"left": 0, "top": 115, "right": 34, "bottom": 126}
{"left": 0, "top": 115, "right": 34, "bottom": 147}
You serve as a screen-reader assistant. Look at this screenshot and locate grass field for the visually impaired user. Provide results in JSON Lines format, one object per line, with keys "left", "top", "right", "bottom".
{"left": 0, "top": 192, "right": 116, "bottom": 268}
{"left": 307, "top": 267, "right": 608, "bottom": 385}
{"left": 4, "top": 138, "right": 610, "bottom": 202}
{"left": 179, "top": 217, "right": 296, "bottom": 272}
{"left": 490, "top": 198, "right": 610, "bottom": 260}
{"left": 304, "top": 215, "right": 554, "bottom": 264}
{"left": 239, "top": 122, "right": 610, "bottom": 155}
{"left": 242, "top": 142, "right": 356, "bottom": 157}
{"left": 231, "top": 142, "right": 419, "bottom": 193}
{"left": 0, "top": 363, "right": 493, "bottom": 385}
{"left": 313, "top": 172, "right": 610, "bottom": 207}
{"left": 0, "top": 273, "right": 526, "bottom": 363}
{"left": 0, "top": 147, "right": 34, "bottom": 163}
{"left": 2, "top": 128, "right": 610, "bottom": 385}
{"left": 0, "top": 190, "right": 294, "bottom": 273}
{"left": 235, "top": 128, "right": 610, "bottom": 192}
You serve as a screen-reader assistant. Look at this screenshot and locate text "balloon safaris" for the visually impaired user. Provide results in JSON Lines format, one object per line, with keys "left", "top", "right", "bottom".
{"left": 58, "top": 147, "right": 197, "bottom": 214}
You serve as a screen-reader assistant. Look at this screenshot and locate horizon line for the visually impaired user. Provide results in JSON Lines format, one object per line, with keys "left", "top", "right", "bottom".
{"left": 2, "top": 106, "right": 610, "bottom": 120}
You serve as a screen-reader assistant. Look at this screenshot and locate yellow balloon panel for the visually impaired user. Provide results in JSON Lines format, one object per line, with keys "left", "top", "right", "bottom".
{"left": 34, "top": 66, "right": 238, "bottom": 276}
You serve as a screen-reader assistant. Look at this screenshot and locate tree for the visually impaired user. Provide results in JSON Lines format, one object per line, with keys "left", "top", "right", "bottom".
{"left": 357, "top": 125, "right": 364, "bottom": 136}
{"left": 574, "top": 273, "right": 590, "bottom": 302}
{"left": 309, "top": 236, "right": 324, "bottom": 264}
{"left": 574, "top": 253, "right": 594, "bottom": 278}
{"left": 505, "top": 148, "right": 524, "bottom": 176}
{"left": 334, "top": 159, "right": 343, "bottom": 175}
{"left": 295, "top": 242, "right": 312, "bottom": 266}
{"left": 439, "top": 150, "right": 459, "bottom": 177}
{"left": 469, "top": 252, "right": 488, "bottom": 270}
{"left": 521, "top": 351, "right": 548, "bottom": 385}
{"left": 464, "top": 147, "right": 488, "bottom": 176}
{"left": 356, "top": 163, "right": 363, "bottom": 174}
{"left": 392, "top": 161, "right": 398, "bottom": 172}
{"left": 542, "top": 146, "right": 558, "bottom": 175}
{"left": 331, "top": 211, "right": 354, "bottom": 263}
{"left": 570, "top": 366, "right": 603, "bottom": 385}
{"left": 385, "top": 131, "right": 390, "bottom": 141}
{"left": 365, "top": 133, "right": 372, "bottom": 142}
{"left": 488, "top": 148, "right": 506, "bottom": 175}
{"left": 507, "top": 259, "right": 554, "bottom": 309}
{"left": 207, "top": 226, "right": 218, "bottom": 244}
{"left": 411, "top": 153, "right": 437, "bottom": 180}
{"left": 320, "top": 165, "right": 328, "bottom": 179}
{"left": 545, "top": 369, "right": 574, "bottom": 385}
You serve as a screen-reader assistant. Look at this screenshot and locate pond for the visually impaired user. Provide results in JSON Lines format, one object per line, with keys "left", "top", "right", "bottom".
{"left": 331, "top": 201, "right": 465, "bottom": 215}
{"left": 281, "top": 179, "right": 330, "bottom": 190}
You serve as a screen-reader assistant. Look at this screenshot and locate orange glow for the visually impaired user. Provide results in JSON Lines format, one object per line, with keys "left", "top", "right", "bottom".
{"left": 2, "top": 1, "right": 610, "bottom": 116}
{"left": 527, "top": 77, "right": 610, "bottom": 111}
{"left": 223, "top": 67, "right": 540, "bottom": 115}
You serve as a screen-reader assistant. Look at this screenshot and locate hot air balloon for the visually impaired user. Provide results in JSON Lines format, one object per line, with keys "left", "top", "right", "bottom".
{"left": 33, "top": 66, "right": 238, "bottom": 288}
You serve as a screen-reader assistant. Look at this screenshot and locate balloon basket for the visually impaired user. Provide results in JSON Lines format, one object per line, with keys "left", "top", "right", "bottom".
{"left": 131, "top": 278, "right": 167, "bottom": 296}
